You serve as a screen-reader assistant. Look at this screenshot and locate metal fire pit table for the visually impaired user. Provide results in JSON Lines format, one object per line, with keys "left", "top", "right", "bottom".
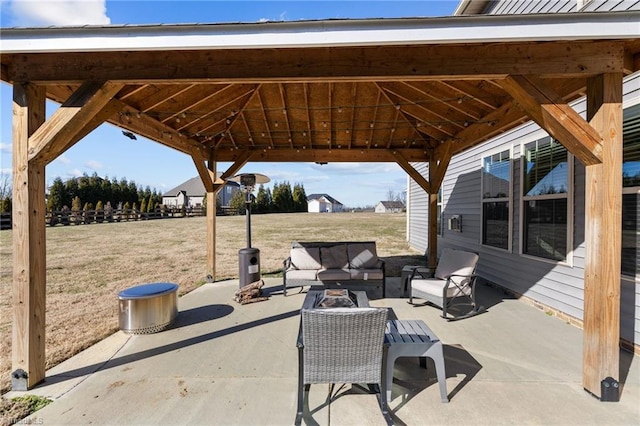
{"left": 118, "top": 282, "right": 179, "bottom": 334}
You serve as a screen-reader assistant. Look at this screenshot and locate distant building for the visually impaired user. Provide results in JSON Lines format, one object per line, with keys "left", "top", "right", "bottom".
{"left": 375, "top": 201, "right": 405, "bottom": 213}
{"left": 307, "top": 194, "right": 343, "bottom": 213}
{"left": 162, "top": 176, "right": 240, "bottom": 208}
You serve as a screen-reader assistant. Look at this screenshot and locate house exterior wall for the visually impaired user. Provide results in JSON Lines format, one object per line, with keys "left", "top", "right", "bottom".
{"left": 162, "top": 180, "right": 239, "bottom": 208}
{"left": 308, "top": 198, "right": 343, "bottom": 212}
{"left": 407, "top": 73, "right": 640, "bottom": 348}
{"left": 482, "top": 0, "right": 638, "bottom": 14}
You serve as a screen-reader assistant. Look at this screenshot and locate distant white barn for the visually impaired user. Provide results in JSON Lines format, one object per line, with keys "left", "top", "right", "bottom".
{"left": 375, "top": 201, "right": 405, "bottom": 213}
{"left": 307, "top": 194, "right": 343, "bottom": 213}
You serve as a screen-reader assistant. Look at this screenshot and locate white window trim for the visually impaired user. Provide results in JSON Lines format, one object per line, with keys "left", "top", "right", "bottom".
{"left": 519, "top": 137, "right": 574, "bottom": 267}
{"left": 480, "top": 146, "right": 513, "bottom": 252}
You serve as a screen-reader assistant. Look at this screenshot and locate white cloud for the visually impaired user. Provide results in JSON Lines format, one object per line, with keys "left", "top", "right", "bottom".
{"left": 0, "top": 143, "right": 11, "bottom": 154}
{"left": 85, "top": 159, "right": 103, "bottom": 171}
{"left": 10, "top": 0, "right": 110, "bottom": 27}
{"left": 55, "top": 154, "right": 71, "bottom": 165}
{"left": 67, "top": 168, "right": 82, "bottom": 178}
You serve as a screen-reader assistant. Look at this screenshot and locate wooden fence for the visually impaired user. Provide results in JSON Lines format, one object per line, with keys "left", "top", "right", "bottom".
{"left": 0, "top": 206, "right": 241, "bottom": 230}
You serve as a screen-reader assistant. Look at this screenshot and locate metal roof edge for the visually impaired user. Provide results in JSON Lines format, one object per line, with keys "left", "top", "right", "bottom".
{"left": 1, "top": 12, "right": 639, "bottom": 53}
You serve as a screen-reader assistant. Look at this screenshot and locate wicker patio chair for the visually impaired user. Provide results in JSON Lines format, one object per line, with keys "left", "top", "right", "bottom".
{"left": 408, "top": 248, "right": 482, "bottom": 320}
{"left": 295, "top": 307, "right": 392, "bottom": 425}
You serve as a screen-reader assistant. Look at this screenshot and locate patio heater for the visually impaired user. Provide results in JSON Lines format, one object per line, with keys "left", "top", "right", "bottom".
{"left": 228, "top": 173, "right": 270, "bottom": 288}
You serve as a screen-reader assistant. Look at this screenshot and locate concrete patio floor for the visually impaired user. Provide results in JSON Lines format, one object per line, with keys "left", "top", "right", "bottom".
{"left": 6, "top": 278, "right": 639, "bottom": 425}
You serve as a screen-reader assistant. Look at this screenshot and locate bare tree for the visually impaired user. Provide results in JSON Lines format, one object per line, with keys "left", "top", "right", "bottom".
{"left": 386, "top": 189, "right": 396, "bottom": 202}
{"left": 0, "top": 173, "right": 11, "bottom": 200}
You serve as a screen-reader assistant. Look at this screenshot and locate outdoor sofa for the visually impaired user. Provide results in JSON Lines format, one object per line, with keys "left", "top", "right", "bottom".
{"left": 283, "top": 241, "right": 386, "bottom": 299}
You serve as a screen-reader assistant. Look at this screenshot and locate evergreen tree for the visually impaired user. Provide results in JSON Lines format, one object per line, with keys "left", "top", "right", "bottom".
{"left": 71, "top": 196, "right": 82, "bottom": 224}
{"left": 71, "top": 196, "right": 82, "bottom": 212}
{"left": 229, "top": 190, "right": 246, "bottom": 214}
{"left": 95, "top": 200, "right": 104, "bottom": 223}
{"left": 272, "top": 181, "right": 294, "bottom": 212}
{"left": 65, "top": 178, "right": 79, "bottom": 207}
{"left": 0, "top": 196, "right": 11, "bottom": 214}
{"left": 47, "top": 177, "right": 66, "bottom": 211}
{"left": 146, "top": 196, "right": 154, "bottom": 213}
{"left": 255, "top": 184, "right": 270, "bottom": 213}
{"left": 292, "top": 183, "right": 307, "bottom": 212}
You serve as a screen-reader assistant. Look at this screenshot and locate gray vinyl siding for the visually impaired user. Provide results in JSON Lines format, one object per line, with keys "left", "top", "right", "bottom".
{"left": 485, "top": 0, "right": 639, "bottom": 14}
{"left": 407, "top": 162, "right": 429, "bottom": 254}
{"left": 407, "top": 73, "right": 640, "bottom": 346}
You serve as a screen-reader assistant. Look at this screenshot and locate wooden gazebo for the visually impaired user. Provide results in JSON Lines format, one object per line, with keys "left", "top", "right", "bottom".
{"left": 2, "top": 12, "right": 639, "bottom": 398}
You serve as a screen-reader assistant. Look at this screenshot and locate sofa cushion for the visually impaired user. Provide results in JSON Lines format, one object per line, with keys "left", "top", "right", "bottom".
{"left": 348, "top": 269, "right": 384, "bottom": 281}
{"left": 320, "top": 244, "right": 350, "bottom": 269}
{"left": 286, "top": 269, "right": 318, "bottom": 281}
{"left": 317, "top": 269, "right": 351, "bottom": 281}
{"left": 347, "top": 242, "right": 379, "bottom": 269}
{"left": 434, "top": 248, "right": 479, "bottom": 280}
{"left": 290, "top": 247, "right": 322, "bottom": 270}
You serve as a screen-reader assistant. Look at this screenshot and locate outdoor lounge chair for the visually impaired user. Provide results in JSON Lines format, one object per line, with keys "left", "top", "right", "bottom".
{"left": 408, "top": 248, "right": 481, "bottom": 320}
{"left": 295, "top": 307, "right": 393, "bottom": 425}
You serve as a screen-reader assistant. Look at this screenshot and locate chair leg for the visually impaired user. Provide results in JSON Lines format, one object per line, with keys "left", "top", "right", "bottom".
{"left": 295, "top": 348, "right": 304, "bottom": 425}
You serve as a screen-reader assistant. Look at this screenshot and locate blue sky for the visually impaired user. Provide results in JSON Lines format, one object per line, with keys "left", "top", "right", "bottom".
{"left": 0, "top": 1, "right": 459, "bottom": 207}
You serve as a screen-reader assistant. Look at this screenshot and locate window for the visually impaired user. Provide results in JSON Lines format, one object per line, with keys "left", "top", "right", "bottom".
{"left": 482, "top": 149, "right": 511, "bottom": 249}
{"left": 522, "top": 137, "right": 571, "bottom": 261}
{"left": 622, "top": 104, "right": 640, "bottom": 277}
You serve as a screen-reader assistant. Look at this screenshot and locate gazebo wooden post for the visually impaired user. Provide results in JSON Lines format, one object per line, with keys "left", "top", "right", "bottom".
{"left": 427, "top": 157, "right": 440, "bottom": 270}
{"left": 583, "top": 72, "right": 623, "bottom": 399}
{"left": 12, "top": 82, "right": 47, "bottom": 390}
{"left": 207, "top": 154, "right": 217, "bottom": 281}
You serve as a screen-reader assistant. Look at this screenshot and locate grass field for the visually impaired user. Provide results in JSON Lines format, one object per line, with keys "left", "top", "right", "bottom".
{"left": 0, "top": 212, "right": 422, "bottom": 394}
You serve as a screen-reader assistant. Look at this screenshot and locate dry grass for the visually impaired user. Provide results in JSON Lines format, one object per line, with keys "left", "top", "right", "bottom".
{"left": 0, "top": 212, "right": 422, "bottom": 394}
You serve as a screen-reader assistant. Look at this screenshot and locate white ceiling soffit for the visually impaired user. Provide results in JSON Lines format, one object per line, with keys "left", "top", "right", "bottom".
{"left": 1, "top": 12, "right": 639, "bottom": 53}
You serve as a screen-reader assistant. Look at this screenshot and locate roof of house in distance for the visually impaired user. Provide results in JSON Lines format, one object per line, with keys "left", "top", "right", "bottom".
{"left": 307, "top": 194, "right": 343, "bottom": 205}
{"left": 163, "top": 175, "right": 238, "bottom": 197}
{"left": 378, "top": 201, "right": 405, "bottom": 209}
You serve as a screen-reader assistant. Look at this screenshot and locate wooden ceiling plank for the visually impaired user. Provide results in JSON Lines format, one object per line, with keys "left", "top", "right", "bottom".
{"left": 167, "top": 84, "right": 253, "bottom": 131}
{"left": 404, "top": 81, "right": 483, "bottom": 122}
{"left": 117, "top": 84, "right": 149, "bottom": 101}
{"left": 28, "top": 81, "right": 123, "bottom": 164}
{"left": 379, "top": 82, "right": 460, "bottom": 133}
{"left": 278, "top": 84, "right": 294, "bottom": 148}
{"left": 500, "top": 75, "right": 603, "bottom": 165}
{"left": 348, "top": 83, "right": 357, "bottom": 149}
{"left": 255, "top": 89, "right": 275, "bottom": 149}
{"left": 304, "top": 83, "right": 313, "bottom": 149}
{"left": 438, "top": 80, "right": 504, "bottom": 110}
{"left": 239, "top": 112, "right": 255, "bottom": 147}
{"left": 185, "top": 87, "right": 257, "bottom": 137}
{"left": 145, "top": 84, "right": 197, "bottom": 115}
{"left": 332, "top": 83, "right": 355, "bottom": 150}
{"left": 7, "top": 41, "right": 626, "bottom": 82}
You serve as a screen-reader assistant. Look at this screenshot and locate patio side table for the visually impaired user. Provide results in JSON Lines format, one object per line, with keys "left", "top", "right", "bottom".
{"left": 384, "top": 319, "right": 448, "bottom": 403}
